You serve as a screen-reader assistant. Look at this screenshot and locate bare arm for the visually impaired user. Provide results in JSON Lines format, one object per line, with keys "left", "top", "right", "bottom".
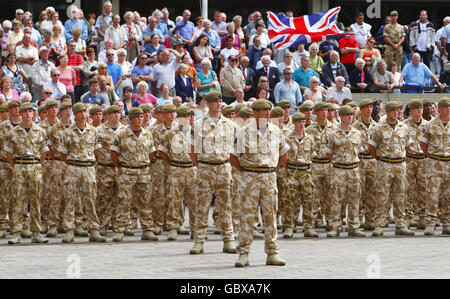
{"left": 110, "top": 151, "right": 120, "bottom": 168}
{"left": 420, "top": 141, "right": 429, "bottom": 156}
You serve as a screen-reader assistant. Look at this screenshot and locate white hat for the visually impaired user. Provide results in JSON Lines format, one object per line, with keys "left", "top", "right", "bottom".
{"left": 2, "top": 20, "right": 12, "bottom": 29}
{"left": 39, "top": 46, "right": 49, "bottom": 53}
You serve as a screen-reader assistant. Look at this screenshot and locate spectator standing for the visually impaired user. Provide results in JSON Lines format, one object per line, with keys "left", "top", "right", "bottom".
{"left": 211, "top": 11, "right": 228, "bottom": 37}
{"left": 0, "top": 77, "right": 20, "bottom": 101}
{"left": 304, "top": 76, "right": 327, "bottom": 102}
{"left": 308, "top": 43, "right": 324, "bottom": 74}
{"left": 98, "top": 62, "right": 114, "bottom": 88}
{"left": 195, "top": 59, "right": 218, "bottom": 95}
{"left": 105, "top": 49, "right": 123, "bottom": 95}
{"left": 249, "top": 23, "right": 270, "bottom": 49}
{"left": 239, "top": 56, "right": 256, "bottom": 99}
{"left": 246, "top": 36, "right": 264, "bottom": 70}
{"left": 7, "top": 20, "right": 24, "bottom": 55}
{"left": 233, "top": 15, "right": 249, "bottom": 55}
{"left": 292, "top": 56, "right": 318, "bottom": 92}
{"left": 131, "top": 52, "right": 154, "bottom": 93}
{"left": 0, "top": 53, "right": 28, "bottom": 94}
{"left": 71, "top": 28, "right": 86, "bottom": 58}
{"left": 31, "top": 46, "right": 56, "bottom": 101}
{"left": 434, "top": 17, "right": 450, "bottom": 74}
{"left": 116, "top": 48, "right": 133, "bottom": 99}
{"left": 278, "top": 51, "right": 300, "bottom": 80}
{"left": 95, "top": 1, "right": 113, "bottom": 51}
{"left": 273, "top": 67, "right": 302, "bottom": 114}
{"left": 192, "top": 16, "right": 205, "bottom": 42}
{"left": 86, "top": 13, "right": 98, "bottom": 50}
{"left": 143, "top": 16, "right": 164, "bottom": 48}
{"left": 98, "top": 75, "right": 118, "bottom": 105}
{"left": 319, "top": 39, "right": 339, "bottom": 63}
{"left": 410, "top": 10, "right": 435, "bottom": 68}
{"left": 64, "top": 7, "right": 87, "bottom": 42}
{"left": 24, "top": 18, "right": 42, "bottom": 47}
{"left": 220, "top": 55, "right": 245, "bottom": 103}
{"left": 104, "top": 14, "right": 128, "bottom": 51}
{"left": 122, "top": 86, "right": 139, "bottom": 114}
{"left": 81, "top": 78, "right": 107, "bottom": 108}
{"left": 42, "top": 69, "right": 66, "bottom": 102}
{"left": 174, "top": 10, "right": 195, "bottom": 47}
{"left": 220, "top": 23, "right": 240, "bottom": 52}
{"left": 15, "top": 34, "right": 38, "bottom": 89}
{"left": 202, "top": 19, "right": 221, "bottom": 71}
{"left": 383, "top": 11, "right": 405, "bottom": 70}
{"left": 339, "top": 34, "right": 359, "bottom": 74}
{"left": 57, "top": 54, "right": 76, "bottom": 100}
{"left": 144, "top": 34, "right": 165, "bottom": 61}
{"left": 1, "top": 20, "right": 12, "bottom": 63}
{"left": 321, "top": 51, "right": 350, "bottom": 87}
{"left": 292, "top": 44, "right": 310, "bottom": 67}
{"left": 152, "top": 48, "right": 181, "bottom": 97}
{"left": 82, "top": 47, "right": 98, "bottom": 93}
{"left": 41, "top": 11, "right": 65, "bottom": 38}
{"left": 161, "top": 8, "right": 175, "bottom": 33}
{"left": 358, "top": 37, "right": 381, "bottom": 71}
{"left": 350, "top": 12, "right": 372, "bottom": 50}
{"left": 220, "top": 35, "right": 239, "bottom": 68}
{"left": 51, "top": 25, "right": 67, "bottom": 61}
{"left": 192, "top": 34, "right": 213, "bottom": 72}
{"left": 67, "top": 40, "right": 84, "bottom": 102}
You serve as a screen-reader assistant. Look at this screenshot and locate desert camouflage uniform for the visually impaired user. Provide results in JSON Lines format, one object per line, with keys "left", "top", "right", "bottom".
{"left": 325, "top": 126, "right": 363, "bottom": 232}
{"left": 277, "top": 121, "right": 293, "bottom": 225}
{"left": 96, "top": 122, "right": 125, "bottom": 230}
{"left": 235, "top": 119, "right": 289, "bottom": 254}
{"left": 192, "top": 114, "right": 235, "bottom": 243}
{"left": 111, "top": 127, "right": 156, "bottom": 232}
{"left": 369, "top": 119, "right": 410, "bottom": 228}
{"left": 5, "top": 123, "right": 48, "bottom": 234}
{"left": 283, "top": 130, "right": 315, "bottom": 230}
{"left": 404, "top": 118, "right": 429, "bottom": 221}
{"left": 151, "top": 123, "right": 171, "bottom": 229}
{"left": 418, "top": 117, "right": 449, "bottom": 227}
{"left": 305, "top": 120, "right": 336, "bottom": 225}
{"left": 383, "top": 23, "right": 405, "bottom": 70}
{"left": 353, "top": 118, "right": 378, "bottom": 223}
{"left": 159, "top": 124, "right": 196, "bottom": 232}
{"left": 58, "top": 123, "right": 101, "bottom": 231}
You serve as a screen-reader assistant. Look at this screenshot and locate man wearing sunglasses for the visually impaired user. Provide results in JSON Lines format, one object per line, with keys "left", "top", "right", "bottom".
{"left": 220, "top": 55, "right": 246, "bottom": 104}
{"left": 43, "top": 69, "right": 66, "bottom": 103}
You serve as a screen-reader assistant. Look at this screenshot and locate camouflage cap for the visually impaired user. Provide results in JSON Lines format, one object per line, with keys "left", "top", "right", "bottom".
{"left": 19, "top": 102, "right": 35, "bottom": 112}
{"left": 252, "top": 99, "right": 272, "bottom": 110}
{"left": 221, "top": 105, "right": 234, "bottom": 116}
{"left": 0, "top": 103, "right": 9, "bottom": 112}
{"left": 347, "top": 101, "right": 357, "bottom": 108}
{"left": 385, "top": 101, "right": 401, "bottom": 111}
{"left": 154, "top": 105, "right": 164, "bottom": 113}
{"left": 59, "top": 101, "right": 72, "bottom": 111}
{"left": 270, "top": 107, "right": 284, "bottom": 117}
{"left": 45, "top": 100, "right": 58, "bottom": 110}
{"left": 339, "top": 105, "right": 354, "bottom": 115}
{"left": 8, "top": 100, "right": 21, "bottom": 108}
{"left": 278, "top": 99, "right": 291, "bottom": 109}
{"left": 314, "top": 101, "right": 328, "bottom": 111}
{"left": 422, "top": 98, "right": 432, "bottom": 106}
{"left": 139, "top": 104, "right": 152, "bottom": 112}
{"left": 239, "top": 107, "right": 254, "bottom": 117}
{"left": 326, "top": 102, "right": 334, "bottom": 110}
{"left": 102, "top": 108, "right": 109, "bottom": 114}
{"left": 408, "top": 99, "right": 424, "bottom": 109}
{"left": 72, "top": 102, "right": 87, "bottom": 113}
{"left": 128, "top": 107, "right": 143, "bottom": 119}
{"left": 205, "top": 91, "right": 222, "bottom": 102}
{"left": 438, "top": 97, "right": 450, "bottom": 107}
{"left": 234, "top": 103, "right": 247, "bottom": 114}
{"left": 38, "top": 105, "right": 47, "bottom": 113}
{"left": 108, "top": 105, "right": 121, "bottom": 114}
{"left": 359, "top": 98, "right": 374, "bottom": 108}
{"left": 176, "top": 105, "right": 192, "bottom": 116}
{"left": 89, "top": 105, "right": 103, "bottom": 115}
{"left": 161, "top": 103, "right": 176, "bottom": 113}
{"left": 292, "top": 112, "right": 306, "bottom": 121}
{"left": 298, "top": 102, "right": 313, "bottom": 111}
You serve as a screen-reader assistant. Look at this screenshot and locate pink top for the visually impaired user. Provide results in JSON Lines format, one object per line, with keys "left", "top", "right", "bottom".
{"left": 59, "top": 67, "right": 76, "bottom": 93}
{"left": 132, "top": 93, "right": 157, "bottom": 105}
{"left": 0, "top": 89, "right": 20, "bottom": 101}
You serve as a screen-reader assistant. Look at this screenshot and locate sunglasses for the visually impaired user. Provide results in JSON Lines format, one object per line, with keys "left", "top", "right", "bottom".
{"left": 44, "top": 92, "right": 52, "bottom": 94}
{"left": 106, "top": 54, "right": 114, "bottom": 56}
{"left": 52, "top": 74, "right": 60, "bottom": 76}
{"left": 230, "top": 59, "right": 237, "bottom": 62}
{"left": 261, "top": 80, "right": 268, "bottom": 83}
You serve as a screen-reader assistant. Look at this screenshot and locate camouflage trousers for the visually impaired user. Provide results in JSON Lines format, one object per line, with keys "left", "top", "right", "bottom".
{"left": 237, "top": 171, "right": 279, "bottom": 255}
{"left": 282, "top": 168, "right": 314, "bottom": 229}
{"left": 151, "top": 159, "right": 168, "bottom": 228}
{"left": 63, "top": 165, "right": 100, "bottom": 231}
{"left": 328, "top": 167, "right": 361, "bottom": 231}
{"left": 96, "top": 165, "right": 118, "bottom": 230}
{"left": 276, "top": 167, "right": 287, "bottom": 219}
{"left": 231, "top": 167, "right": 243, "bottom": 232}
{"left": 45, "top": 160, "right": 70, "bottom": 227}
{"left": 359, "top": 158, "right": 377, "bottom": 222}
{"left": 406, "top": 157, "right": 428, "bottom": 219}
{"left": 166, "top": 165, "right": 196, "bottom": 231}
{"left": 0, "top": 160, "right": 13, "bottom": 230}
{"left": 115, "top": 166, "right": 153, "bottom": 232}
{"left": 385, "top": 45, "right": 403, "bottom": 70}
{"left": 373, "top": 161, "right": 408, "bottom": 228}
{"left": 11, "top": 164, "right": 43, "bottom": 234}
{"left": 194, "top": 162, "right": 234, "bottom": 243}
{"left": 425, "top": 159, "right": 449, "bottom": 226}
{"left": 311, "top": 162, "right": 332, "bottom": 223}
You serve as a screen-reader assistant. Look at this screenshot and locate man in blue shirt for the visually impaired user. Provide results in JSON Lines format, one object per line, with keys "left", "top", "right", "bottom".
{"left": 143, "top": 16, "right": 164, "bottom": 47}
{"left": 174, "top": 10, "right": 195, "bottom": 47}
{"left": 131, "top": 53, "right": 154, "bottom": 93}
{"left": 64, "top": 7, "right": 88, "bottom": 41}
{"left": 401, "top": 53, "right": 444, "bottom": 89}
{"left": 292, "top": 56, "right": 319, "bottom": 91}
{"left": 274, "top": 67, "right": 303, "bottom": 115}
{"left": 82, "top": 78, "right": 107, "bottom": 107}
{"left": 246, "top": 36, "right": 264, "bottom": 70}
{"left": 105, "top": 50, "right": 123, "bottom": 94}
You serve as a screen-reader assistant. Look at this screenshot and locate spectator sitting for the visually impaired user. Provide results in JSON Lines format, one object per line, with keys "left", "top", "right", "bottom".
{"left": 220, "top": 35, "right": 239, "bottom": 68}
{"left": 71, "top": 27, "right": 86, "bottom": 58}
{"left": 255, "top": 48, "right": 277, "bottom": 70}
{"left": 176, "top": 54, "right": 197, "bottom": 82}
{"left": 220, "top": 55, "right": 246, "bottom": 103}
{"left": 195, "top": 94, "right": 209, "bottom": 119}
{"left": 325, "top": 76, "right": 352, "bottom": 104}
{"left": 116, "top": 48, "right": 133, "bottom": 99}
{"left": 304, "top": 76, "right": 327, "bottom": 103}
{"left": 349, "top": 58, "right": 374, "bottom": 92}
{"left": 195, "top": 58, "right": 218, "bottom": 95}
{"left": 220, "top": 22, "right": 240, "bottom": 51}
{"left": 82, "top": 78, "right": 107, "bottom": 108}
{"left": 192, "top": 34, "right": 213, "bottom": 72}
{"left": 273, "top": 67, "right": 302, "bottom": 114}
{"left": 98, "top": 75, "right": 118, "bottom": 105}
{"left": 43, "top": 69, "right": 66, "bottom": 102}
{"left": 373, "top": 60, "right": 396, "bottom": 92}
{"left": 0, "top": 77, "right": 20, "bottom": 101}
{"left": 173, "top": 96, "right": 183, "bottom": 108}
{"left": 104, "top": 14, "right": 128, "bottom": 50}
{"left": 230, "top": 88, "right": 247, "bottom": 106}
{"left": 358, "top": 37, "right": 381, "bottom": 71}
{"left": 174, "top": 10, "right": 194, "bottom": 47}
{"left": 175, "top": 63, "right": 195, "bottom": 102}
{"left": 339, "top": 34, "right": 359, "bottom": 74}
{"left": 122, "top": 86, "right": 139, "bottom": 115}
{"left": 278, "top": 51, "right": 300, "bottom": 80}
{"left": 238, "top": 56, "right": 256, "bottom": 99}
{"left": 0, "top": 53, "right": 28, "bottom": 95}
{"left": 156, "top": 83, "right": 173, "bottom": 105}
{"left": 321, "top": 50, "right": 351, "bottom": 88}
{"left": 308, "top": 42, "right": 324, "bottom": 74}
{"left": 319, "top": 39, "right": 339, "bottom": 63}
{"left": 144, "top": 34, "right": 165, "bottom": 59}
{"left": 31, "top": 46, "right": 56, "bottom": 101}
{"left": 249, "top": 23, "right": 270, "bottom": 49}
{"left": 97, "top": 62, "right": 114, "bottom": 89}
{"left": 292, "top": 56, "right": 319, "bottom": 92}
{"left": 254, "top": 55, "right": 280, "bottom": 92}
{"left": 132, "top": 80, "right": 157, "bottom": 105}
{"left": 7, "top": 20, "right": 24, "bottom": 55}
{"left": 82, "top": 47, "right": 98, "bottom": 92}
{"left": 292, "top": 43, "right": 310, "bottom": 67}
{"left": 400, "top": 53, "right": 445, "bottom": 91}
{"left": 23, "top": 18, "right": 42, "bottom": 47}
{"left": 255, "top": 86, "right": 270, "bottom": 102}
{"left": 152, "top": 48, "right": 182, "bottom": 97}
{"left": 246, "top": 35, "right": 264, "bottom": 70}
{"left": 40, "top": 87, "right": 53, "bottom": 102}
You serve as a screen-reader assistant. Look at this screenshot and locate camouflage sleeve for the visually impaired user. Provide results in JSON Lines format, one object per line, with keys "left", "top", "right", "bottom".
{"left": 58, "top": 130, "right": 70, "bottom": 155}
{"left": 4, "top": 130, "right": 14, "bottom": 155}
{"left": 279, "top": 135, "right": 289, "bottom": 156}
{"left": 368, "top": 126, "right": 380, "bottom": 148}
{"left": 417, "top": 123, "right": 429, "bottom": 144}
{"left": 110, "top": 131, "right": 121, "bottom": 153}
{"left": 158, "top": 130, "right": 171, "bottom": 154}
{"left": 148, "top": 130, "right": 156, "bottom": 153}
{"left": 324, "top": 130, "right": 334, "bottom": 155}
{"left": 40, "top": 130, "right": 50, "bottom": 154}
{"left": 94, "top": 130, "right": 102, "bottom": 151}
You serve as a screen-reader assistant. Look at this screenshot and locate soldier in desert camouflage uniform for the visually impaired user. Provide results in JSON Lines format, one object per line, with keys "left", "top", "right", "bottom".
{"left": 383, "top": 11, "right": 405, "bottom": 70}
{"left": 110, "top": 107, "right": 158, "bottom": 242}
{"left": 282, "top": 112, "right": 318, "bottom": 239}
{"left": 325, "top": 105, "right": 366, "bottom": 238}
{"left": 6, "top": 103, "right": 49, "bottom": 245}
{"left": 89, "top": 106, "right": 103, "bottom": 128}
{"left": 159, "top": 106, "right": 197, "bottom": 241}
{"left": 58, "top": 102, "right": 106, "bottom": 243}
{"left": 232, "top": 99, "right": 288, "bottom": 267}
{"left": 419, "top": 98, "right": 450, "bottom": 235}
{"left": 368, "top": 101, "right": 415, "bottom": 237}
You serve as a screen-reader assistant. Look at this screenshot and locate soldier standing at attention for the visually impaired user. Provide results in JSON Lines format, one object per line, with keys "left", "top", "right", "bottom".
{"left": 159, "top": 106, "right": 197, "bottom": 241}
{"left": 306, "top": 102, "right": 336, "bottom": 229}
{"left": 383, "top": 11, "right": 405, "bottom": 70}
{"left": 140, "top": 104, "right": 153, "bottom": 129}
{"left": 352, "top": 98, "right": 378, "bottom": 230}
{"left": 419, "top": 98, "right": 450, "bottom": 235}
{"left": 96, "top": 105, "right": 125, "bottom": 236}
{"left": 190, "top": 91, "right": 236, "bottom": 255}
{"left": 46, "top": 102, "right": 74, "bottom": 236}
{"left": 89, "top": 106, "right": 103, "bottom": 128}
{"left": 368, "top": 101, "right": 415, "bottom": 237}
{"left": 232, "top": 99, "right": 289, "bottom": 267}
{"left": 6, "top": 103, "right": 49, "bottom": 245}
{"left": 282, "top": 112, "right": 318, "bottom": 238}
{"left": 298, "top": 102, "right": 314, "bottom": 128}
{"left": 404, "top": 99, "right": 429, "bottom": 228}
{"left": 325, "top": 105, "right": 366, "bottom": 238}
{"left": 58, "top": 103, "right": 106, "bottom": 243}
{"left": 110, "top": 108, "right": 157, "bottom": 242}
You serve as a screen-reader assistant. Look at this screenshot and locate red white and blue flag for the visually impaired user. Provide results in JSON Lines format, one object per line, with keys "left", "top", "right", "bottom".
{"left": 267, "top": 7, "right": 353, "bottom": 50}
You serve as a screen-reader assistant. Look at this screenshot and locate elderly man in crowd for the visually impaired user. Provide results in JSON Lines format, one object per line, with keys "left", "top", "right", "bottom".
{"left": 220, "top": 55, "right": 246, "bottom": 104}
{"left": 321, "top": 50, "right": 350, "bottom": 88}
{"left": 326, "top": 76, "right": 352, "bottom": 104}
{"left": 64, "top": 7, "right": 87, "bottom": 41}
{"left": 104, "top": 14, "right": 128, "bottom": 50}
{"left": 292, "top": 56, "right": 319, "bottom": 92}
{"left": 43, "top": 69, "right": 66, "bottom": 103}
{"left": 400, "top": 53, "right": 445, "bottom": 90}
{"left": 31, "top": 46, "right": 56, "bottom": 101}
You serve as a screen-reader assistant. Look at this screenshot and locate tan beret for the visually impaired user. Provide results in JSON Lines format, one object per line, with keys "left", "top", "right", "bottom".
{"left": 339, "top": 105, "right": 354, "bottom": 115}
{"left": 347, "top": 101, "right": 357, "bottom": 108}
{"left": 8, "top": 100, "right": 21, "bottom": 108}
{"left": 128, "top": 107, "right": 143, "bottom": 119}
{"left": 359, "top": 98, "right": 374, "bottom": 108}
{"left": 38, "top": 105, "right": 47, "bottom": 113}
{"left": 314, "top": 102, "right": 328, "bottom": 111}
{"left": 277, "top": 99, "right": 291, "bottom": 109}
{"left": 45, "top": 100, "right": 58, "bottom": 110}
{"left": 154, "top": 105, "right": 164, "bottom": 113}
{"left": 252, "top": 99, "right": 272, "bottom": 110}
{"left": 72, "top": 102, "right": 87, "bottom": 113}
{"left": 0, "top": 103, "right": 9, "bottom": 112}
{"left": 408, "top": 99, "right": 423, "bottom": 109}
{"left": 385, "top": 101, "right": 401, "bottom": 111}
{"left": 298, "top": 102, "right": 313, "bottom": 111}
{"left": 205, "top": 91, "right": 222, "bottom": 102}
{"left": 292, "top": 112, "right": 306, "bottom": 121}
{"left": 89, "top": 105, "right": 103, "bottom": 115}
{"left": 176, "top": 105, "right": 192, "bottom": 116}
{"left": 161, "top": 103, "right": 176, "bottom": 113}
{"left": 108, "top": 105, "right": 121, "bottom": 114}
{"left": 19, "top": 102, "right": 35, "bottom": 112}
{"left": 438, "top": 97, "right": 450, "bottom": 107}
{"left": 234, "top": 103, "right": 247, "bottom": 114}
{"left": 239, "top": 107, "right": 254, "bottom": 117}
{"left": 59, "top": 101, "right": 72, "bottom": 111}
{"left": 139, "top": 104, "right": 152, "bottom": 112}
{"left": 221, "top": 105, "right": 234, "bottom": 116}
{"left": 270, "top": 107, "right": 284, "bottom": 117}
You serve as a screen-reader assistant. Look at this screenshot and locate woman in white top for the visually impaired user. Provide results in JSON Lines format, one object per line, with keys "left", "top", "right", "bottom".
{"left": 71, "top": 27, "right": 86, "bottom": 58}
{"left": 51, "top": 24, "right": 67, "bottom": 60}
{"left": 303, "top": 76, "right": 327, "bottom": 103}
{"left": 41, "top": 11, "right": 65, "bottom": 38}
{"left": 220, "top": 35, "right": 239, "bottom": 68}
{"left": 390, "top": 61, "right": 402, "bottom": 93}
{"left": 122, "top": 11, "right": 142, "bottom": 63}
{"left": 117, "top": 48, "right": 133, "bottom": 99}
{"left": 249, "top": 23, "right": 270, "bottom": 48}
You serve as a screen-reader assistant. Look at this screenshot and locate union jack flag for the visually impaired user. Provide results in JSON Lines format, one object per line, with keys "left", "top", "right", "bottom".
{"left": 268, "top": 7, "right": 353, "bottom": 50}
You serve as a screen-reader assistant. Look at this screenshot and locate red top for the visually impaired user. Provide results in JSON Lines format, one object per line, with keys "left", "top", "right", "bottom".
{"left": 67, "top": 52, "right": 83, "bottom": 86}
{"left": 338, "top": 37, "right": 358, "bottom": 64}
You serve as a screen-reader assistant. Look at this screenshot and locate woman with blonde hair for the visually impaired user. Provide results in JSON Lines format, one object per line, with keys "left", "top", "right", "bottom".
{"left": 97, "top": 62, "right": 114, "bottom": 88}
{"left": 303, "top": 76, "right": 327, "bottom": 102}
{"left": 0, "top": 77, "right": 20, "bottom": 101}
{"left": 71, "top": 27, "right": 86, "bottom": 58}
{"left": 51, "top": 24, "right": 67, "bottom": 60}
{"left": 308, "top": 43, "right": 324, "bottom": 74}
{"left": 117, "top": 48, "right": 133, "bottom": 99}
{"left": 122, "top": 11, "right": 142, "bottom": 62}
{"left": 256, "top": 75, "right": 273, "bottom": 102}
{"left": 41, "top": 11, "right": 64, "bottom": 37}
